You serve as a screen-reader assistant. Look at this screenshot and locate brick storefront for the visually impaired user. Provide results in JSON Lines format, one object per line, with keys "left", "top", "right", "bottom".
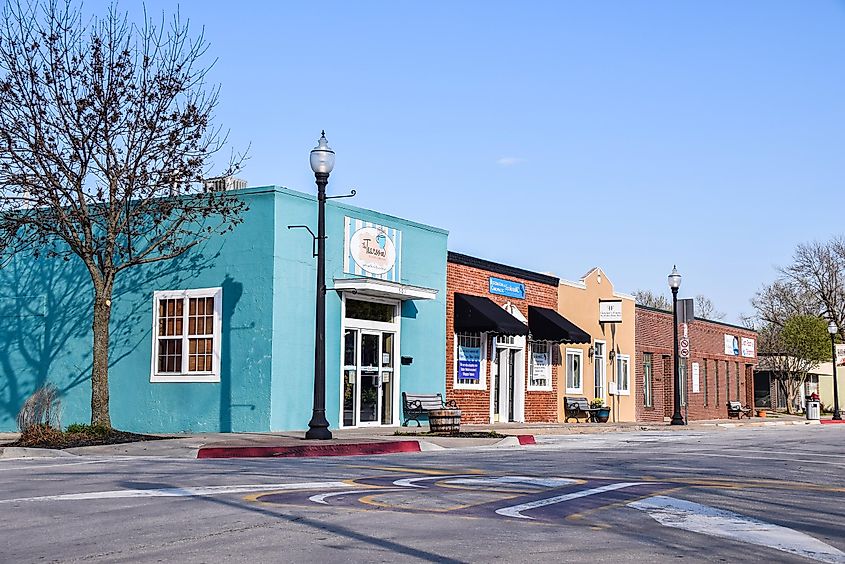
{"left": 635, "top": 305, "right": 758, "bottom": 422}
{"left": 446, "top": 252, "right": 561, "bottom": 423}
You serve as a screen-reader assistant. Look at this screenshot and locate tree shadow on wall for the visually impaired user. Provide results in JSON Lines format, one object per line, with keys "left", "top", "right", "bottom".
{"left": 0, "top": 244, "right": 221, "bottom": 426}
{"left": 0, "top": 257, "right": 91, "bottom": 424}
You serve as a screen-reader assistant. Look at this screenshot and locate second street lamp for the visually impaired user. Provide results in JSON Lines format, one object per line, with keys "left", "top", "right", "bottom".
{"left": 828, "top": 321, "right": 842, "bottom": 421}
{"left": 305, "top": 131, "right": 335, "bottom": 440}
{"left": 668, "top": 265, "right": 685, "bottom": 426}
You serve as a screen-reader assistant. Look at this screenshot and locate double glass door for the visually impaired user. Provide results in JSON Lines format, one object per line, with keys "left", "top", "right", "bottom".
{"left": 343, "top": 329, "right": 395, "bottom": 427}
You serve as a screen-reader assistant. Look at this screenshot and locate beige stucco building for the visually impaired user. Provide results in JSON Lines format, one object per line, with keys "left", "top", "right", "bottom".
{"left": 557, "top": 268, "right": 637, "bottom": 422}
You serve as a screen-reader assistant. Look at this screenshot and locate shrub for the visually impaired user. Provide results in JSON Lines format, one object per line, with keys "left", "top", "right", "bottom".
{"left": 18, "top": 423, "right": 64, "bottom": 446}
{"left": 16, "top": 384, "right": 61, "bottom": 432}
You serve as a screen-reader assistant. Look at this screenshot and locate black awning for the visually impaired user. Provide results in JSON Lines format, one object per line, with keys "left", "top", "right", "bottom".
{"left": 454, "top": 293, "right": 529, "bottom": 335}
{"left": 528, "top": 306, "right": 591, "bottom": 343}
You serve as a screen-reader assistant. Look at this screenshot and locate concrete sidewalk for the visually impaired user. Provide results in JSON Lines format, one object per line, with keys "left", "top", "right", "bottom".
{"left": 0, "top": 413, "right": 828, "bottom": 460}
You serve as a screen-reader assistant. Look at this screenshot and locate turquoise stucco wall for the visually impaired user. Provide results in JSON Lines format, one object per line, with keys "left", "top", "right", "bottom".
{"left": 269, "top": 187, "right": 448, "bottom": 431}
{"left": 0, "top": 188, "right": 276, "bottom": 432}
{"left": 0, "top": 185, "right": 446, "bottom": 433}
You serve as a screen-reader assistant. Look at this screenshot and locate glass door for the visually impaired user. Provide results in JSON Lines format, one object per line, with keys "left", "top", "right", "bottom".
{"left": 343, "top": 329, "right": 358, "bottom": 427}
{"left": 359, "top": 332, "right": 381, "bottom": 425}
{"left": 494, "top": 347, "right": 514, "bottom": 422}
{"left": 381, "top": 332, "right": 394, "bottom": 425}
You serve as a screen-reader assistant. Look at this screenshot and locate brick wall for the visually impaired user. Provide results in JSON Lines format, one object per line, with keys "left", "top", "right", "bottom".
{"left": 446, "top": 260, "right": 559, "bottom": 423}
{"left": 635, "top": 306, "right": 758, "bottom": 422}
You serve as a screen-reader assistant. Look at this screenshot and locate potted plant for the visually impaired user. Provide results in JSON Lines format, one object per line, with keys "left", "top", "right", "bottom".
{"left": 591, "top": 398, "right": 611, "bottom": 423}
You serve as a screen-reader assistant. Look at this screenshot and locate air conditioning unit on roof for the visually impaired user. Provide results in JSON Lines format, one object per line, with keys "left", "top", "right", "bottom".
{"left": 203, "top": 176, "right": 247, "bottom": 192}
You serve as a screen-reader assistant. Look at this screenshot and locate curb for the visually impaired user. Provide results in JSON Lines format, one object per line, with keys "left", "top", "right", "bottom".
{"left": 0, "top": 446, "right": 76, "bottom": 459}
{"left": 196, "top": 440, "right": 422, "bottom": 459}
{"left": 820, "top": 420, "right": 845, "bottom": 425}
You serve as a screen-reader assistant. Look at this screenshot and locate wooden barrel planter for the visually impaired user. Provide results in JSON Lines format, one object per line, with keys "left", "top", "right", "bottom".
{"left": 429, "top": 408, "right": 462, "bottom": 434}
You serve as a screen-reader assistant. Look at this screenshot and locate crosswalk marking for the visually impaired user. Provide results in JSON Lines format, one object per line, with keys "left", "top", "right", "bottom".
{"left": 629, "top": 496, "right": 845, "bottom": 564}
{"left": 495, "top": 482, "right": 647, "bottom": 520}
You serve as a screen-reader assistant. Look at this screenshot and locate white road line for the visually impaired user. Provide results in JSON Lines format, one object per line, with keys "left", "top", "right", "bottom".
{"left": 0, "top": 460, "right": 115, "bottom": 471}
{"left": 309, "top": 488, "right": 405, "bottom": 504}
{"left": 629, "top": 496, "right": 845, "bottom": 564}
{"left": 445, "top": 477, "right": 578, "bottom": 489}
{"left": 392, "top": 475, "right": 476, "bottom": 488}
{"left": 0, "top": 481, "right": 351, "bottom": 503}
{"left": 495, "top": 482, "right": 647, "bottom": 520}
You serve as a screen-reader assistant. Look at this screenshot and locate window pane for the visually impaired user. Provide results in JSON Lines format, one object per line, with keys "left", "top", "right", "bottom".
{"left": 345, "top": 299, "right": 394, "bottom": 322}
{"left": 158, "top": 339, "right": 182, "bottom": 373}
{"left": 344, "top": 329, "right": 357, "bottom": 367}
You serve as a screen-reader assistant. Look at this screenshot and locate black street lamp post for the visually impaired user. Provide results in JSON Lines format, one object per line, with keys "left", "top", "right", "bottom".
{"left": 305, "top": 131, "right": 335, "bottom": 440}
{"left": 669, "top": 266, "right": 685, "bottom": 426}
{"left": 829, "top": 321, "right": 842, "bottom": 421}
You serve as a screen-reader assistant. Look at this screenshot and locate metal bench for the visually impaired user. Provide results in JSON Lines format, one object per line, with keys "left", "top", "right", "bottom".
{"left": 564, "top": 396, "right": 600, "bottom": 423}
{"left": 402, "top": 392, "right": 457, "bottom": 427}
{"left": 727, "top": 400, "right": 752, "bottom": 419}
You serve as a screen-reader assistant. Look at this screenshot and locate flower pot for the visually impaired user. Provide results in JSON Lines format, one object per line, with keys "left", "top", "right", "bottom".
{"left": 595, "top": 407, "right": 611, "bottom": 423}
{"left": 756, "top": 410, "right": 767, "bottom": 418}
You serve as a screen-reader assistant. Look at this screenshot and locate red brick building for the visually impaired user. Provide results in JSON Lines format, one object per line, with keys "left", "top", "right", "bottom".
{"left": 635, "top": 305, "right": 758, "bottom": 422}
{"left": 446, "top": 252, "right": 590, "bottom": 423}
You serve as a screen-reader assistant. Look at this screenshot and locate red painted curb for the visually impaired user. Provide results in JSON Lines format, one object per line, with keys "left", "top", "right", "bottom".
{"left": 820, "top": 420, "right": 845, "bottom": 425}
{"left": 197, "top": 440, "right": 422, "bottom": 459}
{"left": 517, "top": 435, "right": 536, "bottom": 445}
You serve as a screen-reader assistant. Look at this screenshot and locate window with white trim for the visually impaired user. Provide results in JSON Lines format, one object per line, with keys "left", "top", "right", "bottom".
{"left": 565, "top": 348, "right": 583, "bottom": 393}
{"left": 528, "top": 341, "right": 552, "bottom": 390}
{"left": 151, "top": 288, "right": 222, "bottom": 383}
{"left": 616, "top": 354, "right": 630, "bottom": 395}
{"left": 643, "top": 353, "right": 653, "bottom": 407}
{"left": 455, "top": 332, "right": 485, "bottom": 389}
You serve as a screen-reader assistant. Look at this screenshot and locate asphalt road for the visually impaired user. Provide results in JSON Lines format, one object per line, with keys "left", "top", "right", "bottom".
{"left": 1, "top": 426, "right": 843, "bottom": 563}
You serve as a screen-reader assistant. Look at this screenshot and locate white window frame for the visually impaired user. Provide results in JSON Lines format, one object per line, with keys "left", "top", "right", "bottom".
{"left": 527, "top": 340, "right": 552, "bottom": 391}
{"left": 643, "top": 353, "right": 653, "bottom": 408}
{"left": 150, "top": 287, "right": 222, "bottom": 383}
{"left": 454, "top": 332, "right": 487, "bottom": 390}
{"left": 565, "top": 348, "right": 583, "bottom": 394}
{"left": 616, "top": 353, "right": 631, "bottom": 395}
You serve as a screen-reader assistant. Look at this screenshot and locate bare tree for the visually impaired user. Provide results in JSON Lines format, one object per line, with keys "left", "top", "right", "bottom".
{"left": 632, "top": 289, "right": 671, "bottom": 311}
{"left": 780, "top": 237, "right": 845, "bottom": 340}
{"left": 750, "top": 279, "right": 819, "bottom": 328}
{"left": 694, "top": 294, "right": 725, "bottom": 321}
{"left": 0, "top": 1, "right": 246, "bottom": 427}
{"left": 634, "top": 288, "right": 725, "bottom": 321}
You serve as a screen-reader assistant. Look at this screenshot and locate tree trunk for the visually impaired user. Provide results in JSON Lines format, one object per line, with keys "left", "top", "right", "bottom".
{"left": 91, "top": 284, "right": 113, "bottom": 428}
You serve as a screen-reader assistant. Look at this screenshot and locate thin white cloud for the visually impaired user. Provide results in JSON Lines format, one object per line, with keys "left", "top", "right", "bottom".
{"left": 496, "top": 157, "right": 525, "bottom": 167}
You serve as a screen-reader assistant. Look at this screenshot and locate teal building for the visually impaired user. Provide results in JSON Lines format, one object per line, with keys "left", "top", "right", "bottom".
{"left": 0, "top": 186, "right": 448, "bottom": 433}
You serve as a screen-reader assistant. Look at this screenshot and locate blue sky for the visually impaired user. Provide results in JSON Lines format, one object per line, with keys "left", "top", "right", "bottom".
{"left": 88, "top": 1, "right": 845, "bottom": 323}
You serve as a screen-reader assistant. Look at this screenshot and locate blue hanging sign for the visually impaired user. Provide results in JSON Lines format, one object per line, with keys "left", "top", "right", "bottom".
{"left": 489, "top": 277, "right": 525, "bottom": 299}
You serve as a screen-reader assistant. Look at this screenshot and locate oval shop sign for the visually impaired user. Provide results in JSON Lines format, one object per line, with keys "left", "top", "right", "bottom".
{"left": 350, "top": 226, "right": 397, "bottom": 275}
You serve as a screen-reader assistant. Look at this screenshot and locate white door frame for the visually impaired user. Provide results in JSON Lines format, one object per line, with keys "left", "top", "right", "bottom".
{"left": 489, "top": 335, "right": 526, "bottom": 423}
{"left": 593, "top": 340, "right": 606, "bottom": 404}
{"left": 338, "top": 293, "right": 401, "bottom": 428}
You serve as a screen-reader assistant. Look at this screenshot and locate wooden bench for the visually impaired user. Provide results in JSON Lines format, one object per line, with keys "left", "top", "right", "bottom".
{"left": 726, "top": 401, "right": 752, "bottom": 419}
{"left": 564, "top": 396, "right": 600, "bottom": 423}
{"left": 402, "top": 392, "right": 457, "bottom": 427}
